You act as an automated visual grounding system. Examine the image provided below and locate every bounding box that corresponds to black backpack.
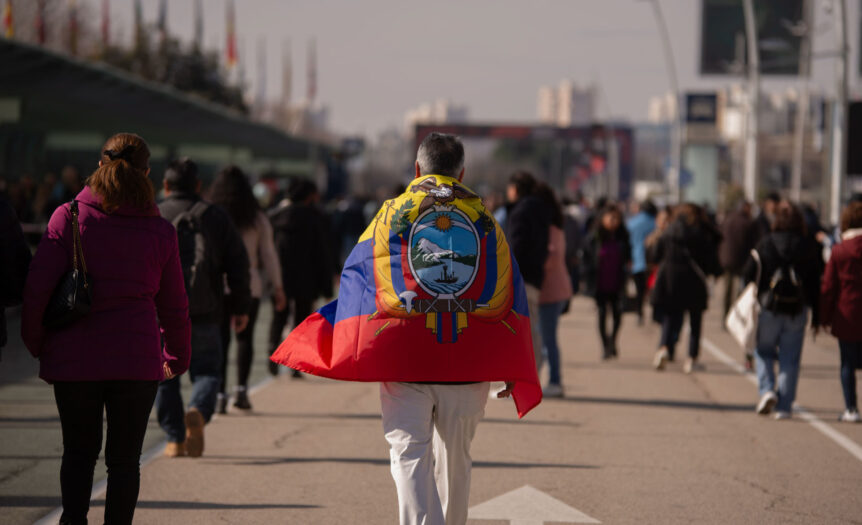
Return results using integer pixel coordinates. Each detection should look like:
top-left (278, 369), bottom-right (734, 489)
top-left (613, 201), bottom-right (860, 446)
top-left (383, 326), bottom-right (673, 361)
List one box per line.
top-left (762, 262), bottom-right (805, 316)
top-left (172, 201), bottom-right (217, 317)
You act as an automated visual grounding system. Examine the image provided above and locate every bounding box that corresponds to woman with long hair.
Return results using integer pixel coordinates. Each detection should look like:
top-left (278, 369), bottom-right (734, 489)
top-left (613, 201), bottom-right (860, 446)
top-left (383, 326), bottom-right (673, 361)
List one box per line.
top-left (22, 133), bottom-right (191, 524)
top-left (744, 201), bottom-right (822, 419)
top-left (535, 183), bottom-right (573, 397)
top-left (582, 204), bottom-right (631, 359)
top-left (210, 166), bottom-right (286, 411)
top-left (650, 203), bottom-right (722, 373)
top-left (821, 202), bottom-right (862, 422)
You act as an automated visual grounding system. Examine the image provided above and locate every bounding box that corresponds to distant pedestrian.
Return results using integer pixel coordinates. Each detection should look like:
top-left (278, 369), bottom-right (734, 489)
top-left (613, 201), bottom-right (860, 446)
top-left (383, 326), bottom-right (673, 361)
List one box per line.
top-left (536, 183), bottom-right (573, 398)
top-left (650, 203), bottom-right (722, 373)
top-left (626, 200), bottom-right (657, 325)
top-left (755, 192), bottom-right (780, 239)
top-left (21, 133), bottom-right (191, 524)
top-left (156, 158), bottom-right (251, 457)
top-left (210, 166), bottom-right (287, 412)
top-left (268, 178), bottom-right (335, 377)
top-left (744, 201), bottom-right (822, 419)
top-left (582, 204), bottom-right (631, 359)
top-left (719, 201), bottom-right (760, 369)
top-left (0, 197), bottom-right (31, 361)
top-left (270, 132), bottom-right (541, 525)
top-left (820, 202), bottom-right (862, 423)
top-left (505, 171), bottom-right (551, 371)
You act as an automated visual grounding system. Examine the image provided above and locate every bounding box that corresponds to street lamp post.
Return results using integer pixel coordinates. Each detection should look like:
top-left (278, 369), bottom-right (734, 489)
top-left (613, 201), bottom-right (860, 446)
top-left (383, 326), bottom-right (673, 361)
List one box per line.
top-left (742, 0), bottom-right (760, 205)
top-left (829, 0), bottom-right (848, 226)
top-left (643, 0), bottom-right (683, 203)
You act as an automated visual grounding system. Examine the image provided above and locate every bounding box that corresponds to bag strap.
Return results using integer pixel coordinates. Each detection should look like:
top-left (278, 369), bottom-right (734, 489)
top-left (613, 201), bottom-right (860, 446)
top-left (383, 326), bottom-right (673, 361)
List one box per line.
top-left (750, 249), bottom-right (761, 287)
top-left (70, 201), bottom-right (88, 287)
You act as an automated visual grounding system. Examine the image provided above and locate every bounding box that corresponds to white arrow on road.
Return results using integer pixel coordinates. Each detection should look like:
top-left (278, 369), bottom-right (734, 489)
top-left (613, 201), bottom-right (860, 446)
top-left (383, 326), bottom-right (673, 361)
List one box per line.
top-left (468, 485), bottom-right (600, 524)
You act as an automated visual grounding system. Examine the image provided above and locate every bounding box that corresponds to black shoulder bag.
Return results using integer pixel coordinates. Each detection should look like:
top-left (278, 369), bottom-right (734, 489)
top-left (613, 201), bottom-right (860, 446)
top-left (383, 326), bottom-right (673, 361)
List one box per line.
top-left (43, 201), bottom-right (92, 330)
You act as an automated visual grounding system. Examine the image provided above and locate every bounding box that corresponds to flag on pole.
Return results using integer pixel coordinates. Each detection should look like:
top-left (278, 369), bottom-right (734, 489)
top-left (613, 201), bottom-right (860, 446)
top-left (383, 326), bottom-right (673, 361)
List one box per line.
top-left (306, 37), bottom-right (316, 103)
top-left (35, 0), bottom-right (46, 44)
top-left (68, 0), bottom-right (78, 56)
top-left (101, 0), bottom-right (110, 47)
top-left (133, 0), bottom-right (143, 50)
top-left (282, 39), bottom-right (292, 106)
top-left (255, 37), bottom-right (267, 114)
top-left (226, 0), bottom-right (237, 68)
top-left (270, 175), bottom-right (542, 418)
top-left (2, 0), bottom-right (13, 39)
top-left (157, 0), bottom-right (167, 41)
top-left (193, 0), bottom-right (203, 50)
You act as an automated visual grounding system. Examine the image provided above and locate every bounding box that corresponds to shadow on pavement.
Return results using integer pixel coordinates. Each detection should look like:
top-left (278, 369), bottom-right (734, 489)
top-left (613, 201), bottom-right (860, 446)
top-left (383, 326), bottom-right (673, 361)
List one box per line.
top-left (90, 500), bottom-right (321, 510)
top-left (200, 456), bottom-right (597, 470)
top-left (562, 395), bottom-right (754, 412)
top-left (0, 495), bottom-right (61, 507)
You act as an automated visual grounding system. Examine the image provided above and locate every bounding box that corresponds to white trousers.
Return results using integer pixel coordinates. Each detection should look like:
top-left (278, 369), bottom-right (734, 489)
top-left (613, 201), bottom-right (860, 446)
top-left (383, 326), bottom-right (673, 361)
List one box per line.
top-left (380, 382), bottom-right (490, 525)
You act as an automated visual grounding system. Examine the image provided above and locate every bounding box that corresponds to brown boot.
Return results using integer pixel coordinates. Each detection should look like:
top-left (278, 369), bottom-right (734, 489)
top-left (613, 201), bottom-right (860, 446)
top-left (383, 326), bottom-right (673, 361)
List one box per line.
top-left (184, 408), bottom-right (205, 458)
top-left (164, 441), bottom-right (186, 458)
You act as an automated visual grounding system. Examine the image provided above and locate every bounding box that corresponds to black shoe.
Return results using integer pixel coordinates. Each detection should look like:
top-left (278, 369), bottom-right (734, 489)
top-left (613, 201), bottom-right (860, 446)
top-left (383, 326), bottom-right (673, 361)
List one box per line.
top-left (601, 337), bottom-right (613, 360)
top-left (233, 389), bottom-right (252, 410)
top-left (268, 360), bottom-right (279, 376)
top-left (216, 394), bottom-right (227, 415)
top-left (291, 368), bottom-right (304, 379)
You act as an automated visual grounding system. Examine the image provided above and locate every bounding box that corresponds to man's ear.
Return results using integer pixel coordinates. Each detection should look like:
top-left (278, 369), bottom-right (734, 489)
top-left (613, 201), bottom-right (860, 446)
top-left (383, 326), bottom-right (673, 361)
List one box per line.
top-left (415, 162), bottom-right (422, 179)
top-left (196, 180), bottom-right (203, 194)
top-left (162, 179), bottom-right (171, 195)
top-left (457, 167), bottom-right (465, 182)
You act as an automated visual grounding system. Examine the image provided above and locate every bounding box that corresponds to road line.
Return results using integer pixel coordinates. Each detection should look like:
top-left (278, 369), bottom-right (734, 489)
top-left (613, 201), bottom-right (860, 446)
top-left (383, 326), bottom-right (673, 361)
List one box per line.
top-left (34, 375), bottom-right (277, 524)
top-left (701, 337), bottom-right (862, 465)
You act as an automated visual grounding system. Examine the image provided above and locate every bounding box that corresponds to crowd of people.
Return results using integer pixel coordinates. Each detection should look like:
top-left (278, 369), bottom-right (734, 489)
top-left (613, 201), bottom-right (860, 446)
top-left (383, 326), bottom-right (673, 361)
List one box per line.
top-left (0, 129), bottom-right (861, 524)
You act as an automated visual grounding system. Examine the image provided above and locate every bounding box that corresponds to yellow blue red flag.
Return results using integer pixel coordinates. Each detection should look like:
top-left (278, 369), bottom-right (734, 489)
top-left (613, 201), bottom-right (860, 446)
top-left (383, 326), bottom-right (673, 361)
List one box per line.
top-left (272, 174), bottom-right (541, 417)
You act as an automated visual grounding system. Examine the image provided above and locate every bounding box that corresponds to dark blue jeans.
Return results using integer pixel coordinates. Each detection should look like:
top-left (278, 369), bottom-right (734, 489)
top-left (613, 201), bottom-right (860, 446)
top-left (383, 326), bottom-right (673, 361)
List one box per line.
top-left (540, 301), bottom-right (566, 385)
top-left (156, 323), bottom-right (223, 443)
top-left (839, 340), bottom-right (862, 411)
top-left (659, 308), bottom-right (703, 361)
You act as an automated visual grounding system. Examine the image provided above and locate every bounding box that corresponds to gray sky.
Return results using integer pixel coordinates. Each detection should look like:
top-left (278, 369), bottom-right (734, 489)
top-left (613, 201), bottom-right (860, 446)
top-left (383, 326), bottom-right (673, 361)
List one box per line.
top-left (107, 0), bottom-right (858, 137)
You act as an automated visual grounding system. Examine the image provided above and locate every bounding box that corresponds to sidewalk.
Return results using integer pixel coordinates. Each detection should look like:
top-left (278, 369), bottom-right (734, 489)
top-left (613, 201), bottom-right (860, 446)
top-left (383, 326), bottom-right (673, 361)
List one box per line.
top-left (73, 296), bottom-right (862, 524)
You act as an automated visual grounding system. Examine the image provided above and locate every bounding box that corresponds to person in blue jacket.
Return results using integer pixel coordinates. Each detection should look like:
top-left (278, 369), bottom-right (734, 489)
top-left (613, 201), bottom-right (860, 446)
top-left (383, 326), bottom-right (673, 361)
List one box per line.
top-left (626, 200), bottom-right (657, 325)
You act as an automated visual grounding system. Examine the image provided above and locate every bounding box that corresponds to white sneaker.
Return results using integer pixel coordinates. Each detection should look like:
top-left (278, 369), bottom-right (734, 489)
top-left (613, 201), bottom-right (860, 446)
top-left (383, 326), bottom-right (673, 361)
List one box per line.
top-left (773, 411), bottom-right (792, 420)
top-left (653, 349), bottom-right (669, 371)
top-left (542, 383), bottom-right (564, 398)
top-left (840, 409), bottom-right (861, 423)
top-left (756, 391), bottom-right (778, 415)
top-left (683, 359), bottom-right (705, 374)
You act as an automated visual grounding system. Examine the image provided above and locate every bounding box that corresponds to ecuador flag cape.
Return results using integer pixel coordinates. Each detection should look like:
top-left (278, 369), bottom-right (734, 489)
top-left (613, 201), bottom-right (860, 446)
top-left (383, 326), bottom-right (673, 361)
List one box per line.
top-left (271, 174), bottom-right (542, 417)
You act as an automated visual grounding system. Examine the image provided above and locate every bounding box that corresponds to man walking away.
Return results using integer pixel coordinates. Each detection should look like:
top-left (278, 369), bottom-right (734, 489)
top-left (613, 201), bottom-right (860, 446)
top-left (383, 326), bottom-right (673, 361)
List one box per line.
top-left (271, 133), bottom-right (541, 525)
top-left (156, 158), bottom-right (251, 457)
top-left (719, 201), bottom-right (759, 368)
top-left (0, 197), bottom-right (31, 361)
top-left (505, 171), bottom-right (551, 372)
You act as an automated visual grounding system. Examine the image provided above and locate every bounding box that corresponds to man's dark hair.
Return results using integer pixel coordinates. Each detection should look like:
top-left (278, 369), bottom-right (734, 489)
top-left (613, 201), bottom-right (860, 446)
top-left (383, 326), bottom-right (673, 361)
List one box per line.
top-left (641, 199), bottom-right (658, 217)
top-left (508, 171), bottom-right (537, 199)
top-left (764, 192), bottom-right (781, 204)
top-left (416, 133), bottom-right (465, 178)
top-left (164, 158), bottom-right (199, 193)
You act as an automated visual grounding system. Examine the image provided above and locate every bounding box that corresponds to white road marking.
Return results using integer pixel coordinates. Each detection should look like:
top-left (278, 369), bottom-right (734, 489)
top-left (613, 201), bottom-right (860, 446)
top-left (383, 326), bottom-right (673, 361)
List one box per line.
top-left (34, 376), bottom-right (276, 524)
top-left (468, 484), bottom-right (600, 524)
top-left (701, 337), bottom-right (862, 464)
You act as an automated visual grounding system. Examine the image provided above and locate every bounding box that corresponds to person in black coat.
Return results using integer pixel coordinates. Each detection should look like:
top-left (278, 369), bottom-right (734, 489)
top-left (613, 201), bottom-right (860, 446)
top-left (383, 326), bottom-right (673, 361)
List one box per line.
top-left (742, 201), bottom-right (822, 419)
top-left (268, 178), bottom-right (336, 377)
top-left (581, 204), bottom-right (631, 359)
top-left (0, 197), bottom-right (31, 360)
top-left (650, 203), bottom-right (722, 373)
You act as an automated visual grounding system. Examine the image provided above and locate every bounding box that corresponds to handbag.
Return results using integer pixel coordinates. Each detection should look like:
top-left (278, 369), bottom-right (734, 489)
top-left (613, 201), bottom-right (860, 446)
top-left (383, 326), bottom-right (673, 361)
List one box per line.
top-left (43, 200), bottom-right (92, 330)
top-left (725, 249), bottom-right (761, 350)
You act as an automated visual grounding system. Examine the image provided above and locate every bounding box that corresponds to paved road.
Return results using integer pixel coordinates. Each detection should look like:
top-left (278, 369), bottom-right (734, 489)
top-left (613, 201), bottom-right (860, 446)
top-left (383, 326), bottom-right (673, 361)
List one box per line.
top-left (3, 291), bottom-right (862, 524)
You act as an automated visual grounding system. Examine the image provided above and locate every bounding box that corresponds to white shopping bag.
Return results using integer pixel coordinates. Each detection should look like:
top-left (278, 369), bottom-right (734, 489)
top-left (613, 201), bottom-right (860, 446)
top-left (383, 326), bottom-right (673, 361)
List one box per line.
top-left (725, 250), bottom-right (761, 350)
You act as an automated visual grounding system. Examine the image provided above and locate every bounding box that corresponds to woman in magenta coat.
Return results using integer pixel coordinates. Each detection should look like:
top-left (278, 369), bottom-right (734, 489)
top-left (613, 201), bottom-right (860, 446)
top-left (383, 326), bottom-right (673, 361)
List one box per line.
top-left (22, 133), bottom-right (191, 525)
top-left (821, 201), bottom-right (862, 423)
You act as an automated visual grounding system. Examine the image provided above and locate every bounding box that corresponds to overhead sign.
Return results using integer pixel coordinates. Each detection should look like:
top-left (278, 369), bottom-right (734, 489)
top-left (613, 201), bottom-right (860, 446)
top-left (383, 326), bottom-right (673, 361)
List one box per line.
top-left (700, 0), bottom-right (805, 76)
top-left (685, 93), bottom-right (718, 124)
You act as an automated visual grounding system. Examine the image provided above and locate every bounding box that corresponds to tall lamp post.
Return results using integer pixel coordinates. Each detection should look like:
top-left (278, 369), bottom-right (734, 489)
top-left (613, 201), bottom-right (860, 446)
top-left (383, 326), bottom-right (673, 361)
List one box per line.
top-left (642, 0), bottom-right (684, 203)
top-left (742, 0), bottom-right (760, 204)
top-left (829, 0), bottom-right (848, 226)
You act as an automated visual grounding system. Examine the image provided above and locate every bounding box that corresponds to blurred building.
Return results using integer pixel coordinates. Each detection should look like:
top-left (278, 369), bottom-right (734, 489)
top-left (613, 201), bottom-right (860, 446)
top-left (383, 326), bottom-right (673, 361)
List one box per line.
top-left (403, 100), bottom-right (469, 133)
top-left (538, 80), bottom-right (596, 127)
